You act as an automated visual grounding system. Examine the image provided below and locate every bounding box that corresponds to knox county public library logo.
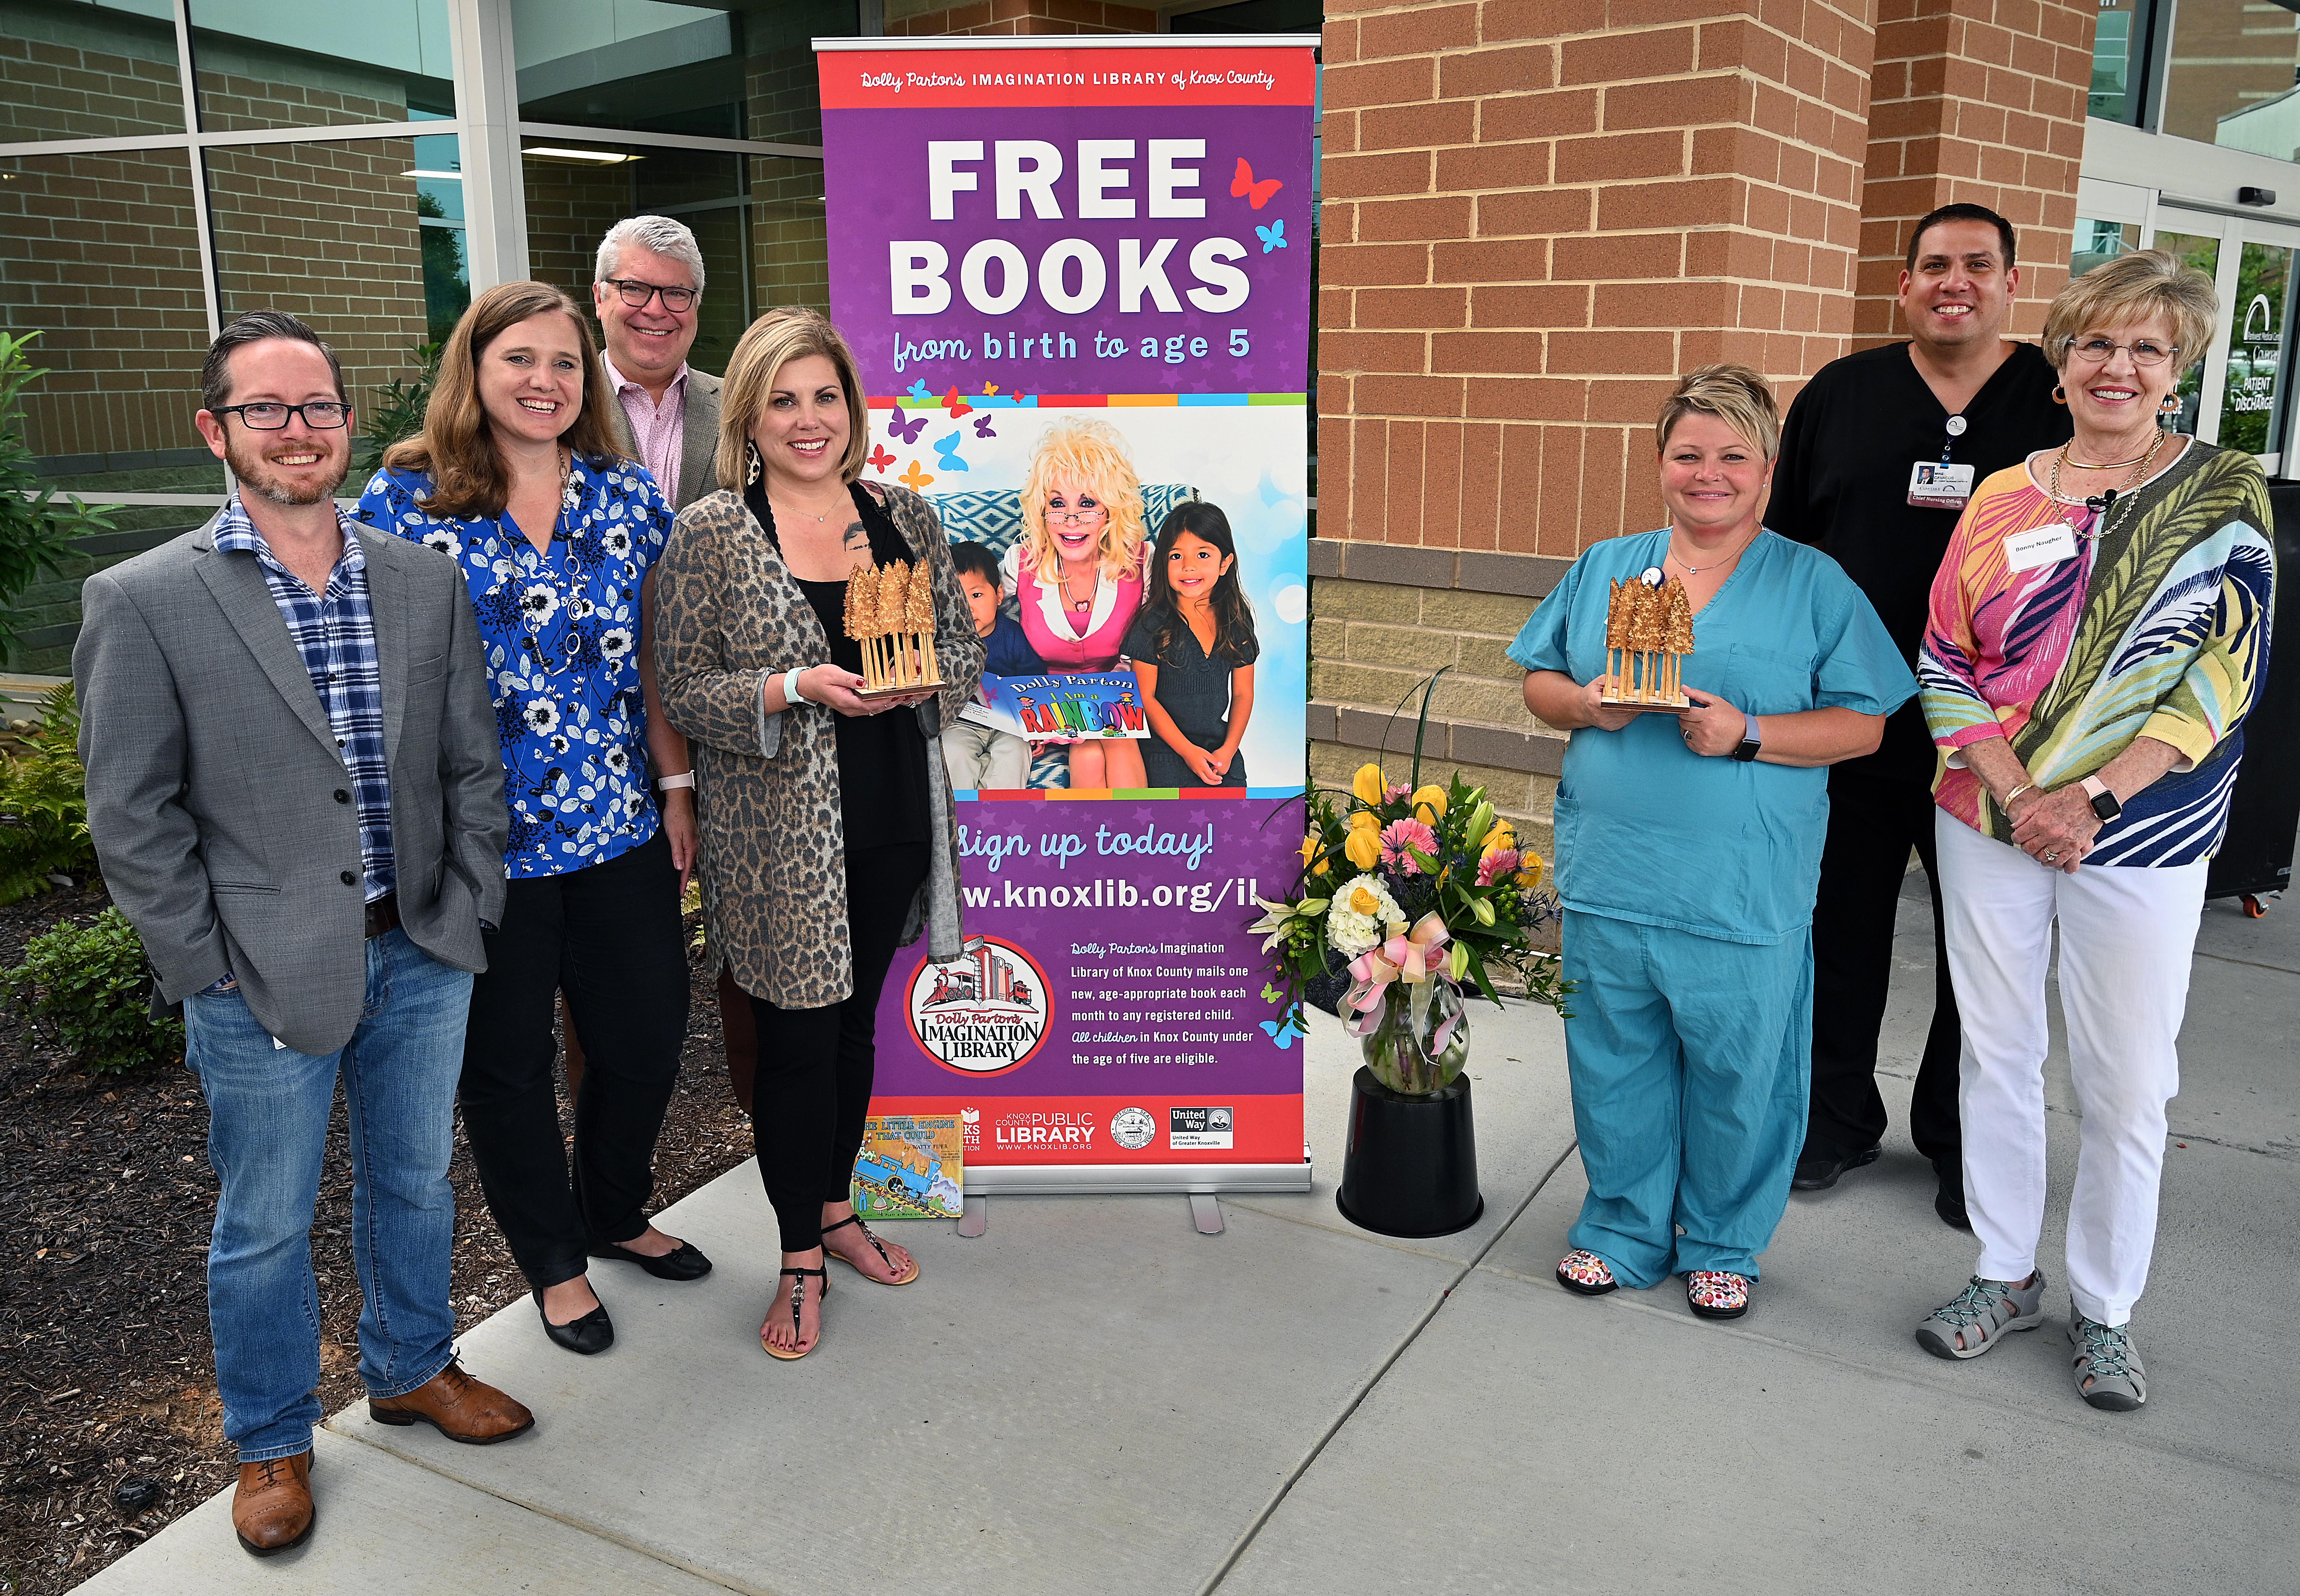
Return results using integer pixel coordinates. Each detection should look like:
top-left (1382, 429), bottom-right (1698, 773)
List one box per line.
top-left (906, 936), bottom-right (1053, 1076)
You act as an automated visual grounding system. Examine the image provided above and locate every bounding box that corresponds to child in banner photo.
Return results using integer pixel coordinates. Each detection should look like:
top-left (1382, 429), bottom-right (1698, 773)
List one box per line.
top-left (999, 417), bottom-right (1149, 790)
top-left (941, 540), bottom-right (1045, 792)
top-left (1122, 501), bottom-right (1260, 789)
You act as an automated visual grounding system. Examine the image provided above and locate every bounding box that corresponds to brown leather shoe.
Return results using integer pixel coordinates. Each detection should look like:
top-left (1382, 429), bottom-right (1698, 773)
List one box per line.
top-left (232, 1450), bottom-right (313, 1556)
top-left (367, 1361), bottom-right (534, 1445)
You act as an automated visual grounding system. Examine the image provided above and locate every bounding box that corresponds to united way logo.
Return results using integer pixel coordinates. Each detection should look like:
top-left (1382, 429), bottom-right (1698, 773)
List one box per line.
top-left (907, 937), bottom-right (1051, 1076)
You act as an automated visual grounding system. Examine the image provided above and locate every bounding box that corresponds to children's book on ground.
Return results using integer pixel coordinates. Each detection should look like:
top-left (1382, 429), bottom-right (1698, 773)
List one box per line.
top-left (958, 671), bottom-right (1151, 742)
top-left (851, 1114), bottom-right (964, 1220)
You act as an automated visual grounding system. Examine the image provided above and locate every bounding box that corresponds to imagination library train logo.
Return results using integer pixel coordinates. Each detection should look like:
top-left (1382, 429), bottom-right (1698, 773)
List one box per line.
top-left (906, 936), bottom-right (1053, 1076)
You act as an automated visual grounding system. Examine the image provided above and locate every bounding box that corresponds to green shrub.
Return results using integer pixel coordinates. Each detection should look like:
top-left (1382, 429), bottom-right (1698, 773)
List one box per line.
top-left (354, 341), bottom-right (443, 477)
top-left (4, 905), bottom-right (183, 1076)
top-left (0, 683), bottom-right (95, 905)
top-left (0, 331), bottom-right (119, 663)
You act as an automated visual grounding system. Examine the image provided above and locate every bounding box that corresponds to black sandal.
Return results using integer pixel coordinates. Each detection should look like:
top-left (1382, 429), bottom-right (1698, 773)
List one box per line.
top-left (761, 1267), bottom-right (826, 1361)
top-left (821, 1214), bottom-right (919, 1285)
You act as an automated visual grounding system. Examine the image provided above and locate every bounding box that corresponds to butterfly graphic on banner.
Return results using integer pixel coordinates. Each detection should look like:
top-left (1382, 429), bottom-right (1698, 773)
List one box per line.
top-left (886, 404), bottom-right (928, 444)
top-left (905, 378), bottom-right (934, 405)
top-left (900, 460), bottom-right (934, 491)
top-left (867, 444), bottom-right (896, 474)
top-left (1256, 220), bottom-right (1286, 254)
top-left (1231, 156), bottom-right (1282, 209)
top-left (1259, 1015), bottom-right (1304, 1050)
top-left (931, 432), bottom-right (968, 473)
top-left (943, 387), bottom-right (972, 418)
top-left (972, 414), bottom-right (996, 439)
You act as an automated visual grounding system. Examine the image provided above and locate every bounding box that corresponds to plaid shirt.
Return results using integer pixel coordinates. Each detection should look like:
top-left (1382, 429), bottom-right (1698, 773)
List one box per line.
top-left (211, 497), bottom-right (396, 901)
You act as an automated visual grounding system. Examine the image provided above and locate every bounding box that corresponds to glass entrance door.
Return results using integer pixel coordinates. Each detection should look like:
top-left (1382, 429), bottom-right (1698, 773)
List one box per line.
top-left (2145, 207), bottom-right (2300, 470)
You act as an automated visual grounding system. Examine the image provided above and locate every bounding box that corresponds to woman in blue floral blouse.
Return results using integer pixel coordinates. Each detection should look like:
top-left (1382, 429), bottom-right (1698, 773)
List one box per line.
top-left (355, 281), bottom-right (707, 1358)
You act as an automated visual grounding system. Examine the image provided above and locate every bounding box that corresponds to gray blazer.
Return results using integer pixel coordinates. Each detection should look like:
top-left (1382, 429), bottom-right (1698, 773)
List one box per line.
top-left (74, 512), bottom-right (507, 1055)
top-left (608, 366), bottom-right (723, 510)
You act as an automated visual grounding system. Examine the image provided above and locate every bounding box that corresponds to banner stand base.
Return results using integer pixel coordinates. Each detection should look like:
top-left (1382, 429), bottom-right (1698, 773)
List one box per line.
top-left (962, 1158), bottom-right (1312, 1199)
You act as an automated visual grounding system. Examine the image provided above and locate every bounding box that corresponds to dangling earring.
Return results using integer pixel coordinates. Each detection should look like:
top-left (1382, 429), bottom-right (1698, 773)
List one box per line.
top-left (2051, 384), bottom-right (2067, 405)
top-left (745, 440), bottom-right (763, 486)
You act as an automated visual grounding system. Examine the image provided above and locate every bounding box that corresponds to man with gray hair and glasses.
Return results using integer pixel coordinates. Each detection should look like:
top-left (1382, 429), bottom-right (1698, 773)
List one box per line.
top-left (594, 213), bottom-right (723, 511)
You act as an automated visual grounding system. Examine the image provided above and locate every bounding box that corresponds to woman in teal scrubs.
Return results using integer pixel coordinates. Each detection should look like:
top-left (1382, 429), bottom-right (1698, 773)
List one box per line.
top-left (1508, 365), bottom-right (1915, 1320)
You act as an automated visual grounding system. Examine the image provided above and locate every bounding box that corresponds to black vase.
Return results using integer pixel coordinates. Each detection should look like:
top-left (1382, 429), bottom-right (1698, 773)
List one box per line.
top-left (1335, 1066), bottom-right (1483, 1238)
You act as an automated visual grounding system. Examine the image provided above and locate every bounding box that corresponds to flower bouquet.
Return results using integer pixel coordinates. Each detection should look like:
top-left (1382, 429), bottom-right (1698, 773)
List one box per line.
top-left (1251, 760), bottom-right (1570, 1098)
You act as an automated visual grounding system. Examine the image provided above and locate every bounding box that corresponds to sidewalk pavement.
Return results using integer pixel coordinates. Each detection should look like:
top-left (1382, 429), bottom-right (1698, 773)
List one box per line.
top-left (81, 882), bottom-right (2299, 1596)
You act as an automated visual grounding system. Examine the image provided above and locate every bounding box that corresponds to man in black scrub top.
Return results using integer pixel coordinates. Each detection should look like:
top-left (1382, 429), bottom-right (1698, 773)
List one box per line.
top-left (1770, 202), bottom-right (2073, 1229)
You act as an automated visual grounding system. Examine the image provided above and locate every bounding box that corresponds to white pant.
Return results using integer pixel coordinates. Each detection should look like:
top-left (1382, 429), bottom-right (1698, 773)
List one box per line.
top-left (1934, 812), bottom-right (2206, 1327)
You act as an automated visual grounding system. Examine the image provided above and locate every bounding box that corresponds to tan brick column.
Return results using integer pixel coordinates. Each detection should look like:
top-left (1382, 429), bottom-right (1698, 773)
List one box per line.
top-left (1855, 0), bottom-right (2094, 343)
top-left (884, 0), bottom-right (1156, 35)
top-left (1314, 0), bottom-right (1878, 851)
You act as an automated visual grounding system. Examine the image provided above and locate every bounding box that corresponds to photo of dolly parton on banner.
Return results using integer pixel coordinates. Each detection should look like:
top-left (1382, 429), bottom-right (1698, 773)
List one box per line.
top-left (815, 35), bottom-right (1316, 1187)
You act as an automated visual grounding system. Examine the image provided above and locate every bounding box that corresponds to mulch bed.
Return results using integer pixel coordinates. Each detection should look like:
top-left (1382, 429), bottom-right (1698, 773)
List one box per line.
top-left (0, 881), bottom-right (752, 1595)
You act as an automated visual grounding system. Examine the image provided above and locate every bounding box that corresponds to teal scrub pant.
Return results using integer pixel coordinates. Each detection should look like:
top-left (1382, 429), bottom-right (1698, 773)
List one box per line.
top-left (1561, 909), bottom-right (1811, 1287)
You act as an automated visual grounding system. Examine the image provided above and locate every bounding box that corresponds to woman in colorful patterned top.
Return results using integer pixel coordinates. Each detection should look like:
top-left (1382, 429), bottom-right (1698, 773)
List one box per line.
top-left (1912, 251), bottom-right (2275, 1412)
top-left (355, 281), bottom-right (709, 1360)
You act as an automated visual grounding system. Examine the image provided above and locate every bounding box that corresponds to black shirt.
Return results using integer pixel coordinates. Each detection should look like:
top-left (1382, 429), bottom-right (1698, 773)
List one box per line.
top-left (1771, 340), bottom-right (2072, 779)
top-left (1121, 607), bottom-right (1261, 789)
top-left (747, 477), bottom-right (932, 847)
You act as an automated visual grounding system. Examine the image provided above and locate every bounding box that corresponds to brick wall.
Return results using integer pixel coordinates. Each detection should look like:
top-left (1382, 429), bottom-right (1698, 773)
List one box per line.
top-left (884, 0), bottom-right (1158, 36)
top-left (1855, 0), bottom-right (2093, 343)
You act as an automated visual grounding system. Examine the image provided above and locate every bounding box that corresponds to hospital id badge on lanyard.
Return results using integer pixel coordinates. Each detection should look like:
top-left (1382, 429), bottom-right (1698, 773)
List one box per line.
top-left (1908, 413), bottom-right (1974, 508)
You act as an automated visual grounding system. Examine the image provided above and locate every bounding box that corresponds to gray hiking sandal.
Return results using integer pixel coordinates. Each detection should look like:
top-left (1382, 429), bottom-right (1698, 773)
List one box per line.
top-left (2071, 1315), bottom-right (2147, 1411)
top-left (1915, 1271), bottom-right (2046, 1360)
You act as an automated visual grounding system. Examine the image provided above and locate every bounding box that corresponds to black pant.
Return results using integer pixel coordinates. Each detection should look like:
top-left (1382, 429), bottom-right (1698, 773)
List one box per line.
top-left (1806, 757), bottom-right (1962, 1169)
top-left (748, 843), bottom-right (930, 1254)
top-left (458, 830), bottom-right (692, 1290)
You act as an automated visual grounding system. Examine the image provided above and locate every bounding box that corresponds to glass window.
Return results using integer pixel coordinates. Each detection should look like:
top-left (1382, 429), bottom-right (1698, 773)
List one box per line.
top-left (187, 0), bottom-right (454, 132)
top-left (2159, 0), bottom-right (2300, 148)
top-left (2090, 0), bottom-right (2147, 124)
top-left (0, 146), bottom-right (219, 670)
top-left (204, 135), bottom-right (450, 442)
top-left (2072, 218), bottom-right (2142, 277)
top-left (2155, 230), bottom-right (2223, 437)
top-left (2220, 241), bottom-right (2295, 457)
top-left (2, 0), bottom-right (186, 140)
top-left (513, 0), bottom-right (852, 144)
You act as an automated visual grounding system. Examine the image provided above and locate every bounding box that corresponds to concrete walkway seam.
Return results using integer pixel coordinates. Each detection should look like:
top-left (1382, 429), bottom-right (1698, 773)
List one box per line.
top-left (1192, 1139), bottom-right (1582, 1596)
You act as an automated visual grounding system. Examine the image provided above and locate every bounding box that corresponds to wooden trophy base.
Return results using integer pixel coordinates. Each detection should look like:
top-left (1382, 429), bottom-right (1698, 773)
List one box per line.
top-left (856, 678), bottom-right (942, 701)
top-left (1599, 693), bottom-right (1690, 716)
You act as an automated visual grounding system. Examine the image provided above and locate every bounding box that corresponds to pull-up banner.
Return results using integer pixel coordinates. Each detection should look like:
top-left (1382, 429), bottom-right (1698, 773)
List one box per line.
top-left (815, 35), bottom-right (1316, 1191)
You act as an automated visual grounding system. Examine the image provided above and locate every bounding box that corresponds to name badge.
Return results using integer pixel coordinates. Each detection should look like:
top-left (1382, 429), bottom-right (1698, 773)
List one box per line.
top-left (2004, 522), bottom-right (2079, 573)
top-left (1907, 461), bottom-right (1976, 508)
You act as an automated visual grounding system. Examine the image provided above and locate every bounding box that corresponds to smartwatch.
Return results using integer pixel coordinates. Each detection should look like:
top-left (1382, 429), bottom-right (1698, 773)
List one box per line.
top-left (2081, 775), bottom-right (2122, 822)
top-left (1730, 714), bottom-right (1762, 763)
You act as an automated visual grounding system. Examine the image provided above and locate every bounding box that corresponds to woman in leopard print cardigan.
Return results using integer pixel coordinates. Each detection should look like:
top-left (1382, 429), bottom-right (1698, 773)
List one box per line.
top-left (651, 308), bottom-right (982, 1358)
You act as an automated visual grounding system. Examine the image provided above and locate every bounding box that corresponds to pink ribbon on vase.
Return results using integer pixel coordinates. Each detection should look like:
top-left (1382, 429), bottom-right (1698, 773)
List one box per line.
top-left (1341, 912), bottom-right (1465, 1055)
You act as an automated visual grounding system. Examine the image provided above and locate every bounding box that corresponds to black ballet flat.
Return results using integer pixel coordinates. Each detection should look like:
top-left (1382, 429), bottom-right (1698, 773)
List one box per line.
top-left (532, 1288), bottom-right (614, 1355)
top-left (588, 1237), bottom-right (714, 1282)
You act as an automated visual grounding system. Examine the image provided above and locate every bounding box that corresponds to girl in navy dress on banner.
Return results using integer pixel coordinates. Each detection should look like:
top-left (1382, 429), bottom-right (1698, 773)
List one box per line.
top-left (1121, 502), bottom-right (1260, 789)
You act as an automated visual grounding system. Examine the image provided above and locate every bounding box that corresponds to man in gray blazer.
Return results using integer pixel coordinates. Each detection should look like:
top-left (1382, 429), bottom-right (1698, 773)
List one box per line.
top-left (75, 311), bottom-right (533, 1559)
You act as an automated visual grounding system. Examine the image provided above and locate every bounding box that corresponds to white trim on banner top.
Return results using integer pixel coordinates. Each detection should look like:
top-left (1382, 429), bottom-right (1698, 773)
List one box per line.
top-left (812, 35), bottom-right (1319, 51)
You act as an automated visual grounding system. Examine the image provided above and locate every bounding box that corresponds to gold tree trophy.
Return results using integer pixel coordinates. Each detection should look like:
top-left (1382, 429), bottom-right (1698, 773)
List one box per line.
top-left (847, 556), bottom-right (946, 699)
top-left (1601, 573), bottom-right (1695, 713)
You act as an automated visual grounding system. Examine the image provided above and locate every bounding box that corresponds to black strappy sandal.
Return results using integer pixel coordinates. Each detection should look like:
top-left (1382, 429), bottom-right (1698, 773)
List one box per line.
top-left (821, 1213), bottom-right (920, 1286)
top-left (761, 1267), bottom-right (826, 1361)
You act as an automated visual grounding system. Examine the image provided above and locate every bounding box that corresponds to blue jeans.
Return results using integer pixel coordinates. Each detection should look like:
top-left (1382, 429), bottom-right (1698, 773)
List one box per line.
top-left (185, 927), bottom-right (473, 1461)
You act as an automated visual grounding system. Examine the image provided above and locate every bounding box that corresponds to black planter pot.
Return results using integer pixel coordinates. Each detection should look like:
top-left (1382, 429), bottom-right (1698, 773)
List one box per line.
top-left (1335, 1066), bottom-right (1483, 1238)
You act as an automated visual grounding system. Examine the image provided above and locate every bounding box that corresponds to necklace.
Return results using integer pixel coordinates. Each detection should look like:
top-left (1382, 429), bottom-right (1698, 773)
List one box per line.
top-left (1669, 528), bottom-right (1756, 576)
top-left (1061, 567), bottom-right (1096, 612)
top-left (2048, 429), bottom-right (2168, 542)
top-left (2064, 450), bottom-right (2153, 469)
top-left (510, 448), bottom-right (585, 677)
top-left (770, 488), bottom-right (848, 525)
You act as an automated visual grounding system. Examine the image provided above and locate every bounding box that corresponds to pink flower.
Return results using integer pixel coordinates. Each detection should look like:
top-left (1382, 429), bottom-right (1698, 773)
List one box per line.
top-left (1379, 818), bottom-right (1438, 873)
top-left (1384, 783), bottom-right (1412, 804)
top-left (1476, 847), bottom-right (1521, 886)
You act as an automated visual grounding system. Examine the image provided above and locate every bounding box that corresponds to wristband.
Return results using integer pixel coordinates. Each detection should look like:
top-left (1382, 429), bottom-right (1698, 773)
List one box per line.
top-left (656, 772), bottom-right (694, 792)
top-left (783, 666), bottom-right (809, 706)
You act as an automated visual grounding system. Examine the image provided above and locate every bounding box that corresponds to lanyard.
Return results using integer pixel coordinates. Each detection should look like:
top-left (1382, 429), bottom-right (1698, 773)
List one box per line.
top-left (1940, 412), bottom-right (1967, 466)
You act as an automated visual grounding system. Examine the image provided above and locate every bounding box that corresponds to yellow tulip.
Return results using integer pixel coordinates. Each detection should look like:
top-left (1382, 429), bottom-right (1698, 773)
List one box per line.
top-left (1300, 834), bottom-right (1330, 876)
top-left (1410, 784), bottom-right (1448, 821)
top-left (1349, 809), bottom-right (1379, 832)
top-left (1516, 852), bottom-right (1547, 892)
top-left (1479, 820), bottom-right (1516, 859)
top-left (1344, 827), bottom-right (1382, 871)
top-left (1351, 763), bottom-right (1387, 806)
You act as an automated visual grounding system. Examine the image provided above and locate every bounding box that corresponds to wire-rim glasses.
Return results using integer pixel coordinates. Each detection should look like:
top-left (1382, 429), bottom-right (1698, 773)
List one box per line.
top-left (603, 277), bottom-right (698, 313)
top-left (1045, 504), bottom-right (1108, 527)
top-left (2061, 336), bottom-right (2178, 368)
top-left (213, 401), bottom-right (351, 429)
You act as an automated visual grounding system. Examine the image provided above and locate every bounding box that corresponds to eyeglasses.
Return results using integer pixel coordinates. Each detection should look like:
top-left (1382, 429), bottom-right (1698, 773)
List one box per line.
top-left (212, 401), bottom-right (350, 430)
top-left (2063, 336), bottom-right (2178, 367)
top-left (1046, 504), bottom-right (1107, 526)
top-left (603, 277), bottom-right (698, 313)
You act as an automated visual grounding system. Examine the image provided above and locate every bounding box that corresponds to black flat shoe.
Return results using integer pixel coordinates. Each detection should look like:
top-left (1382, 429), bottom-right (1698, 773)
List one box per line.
top-left (1790, 1143), bottom-right (1881, 1191)
top-left (532, 1288), bottom-right (614, 1355)
top-left (1933, 1160), bottom-right (1972, 1231)
top-left (589, 1237), bottom-right (714, 1282)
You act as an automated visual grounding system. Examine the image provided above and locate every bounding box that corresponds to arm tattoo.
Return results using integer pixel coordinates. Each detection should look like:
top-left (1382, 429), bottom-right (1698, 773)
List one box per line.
top-left (842, 520), bottom-right (869, 552)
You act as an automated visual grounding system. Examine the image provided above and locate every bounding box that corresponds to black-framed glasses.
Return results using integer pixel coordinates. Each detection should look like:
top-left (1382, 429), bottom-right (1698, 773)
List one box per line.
top-left (603, 277), bottom-right (698, 313)
top-left (212, 401), bottom-right (351, 429)
top-left (2063, 336), bottom-right (2178, 367)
